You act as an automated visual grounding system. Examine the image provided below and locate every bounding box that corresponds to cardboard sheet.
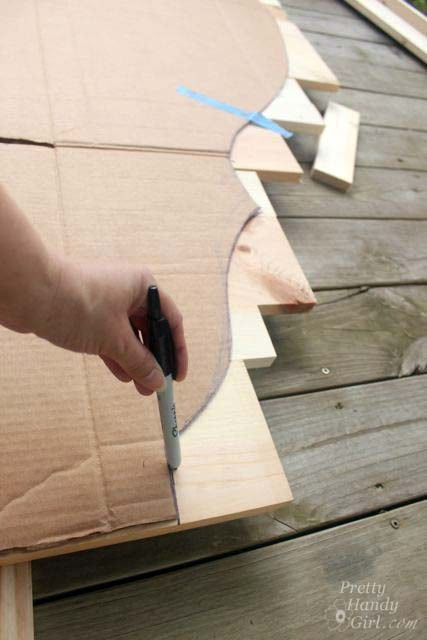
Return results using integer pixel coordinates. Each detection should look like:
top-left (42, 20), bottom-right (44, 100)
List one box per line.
top-left (0, 0), bottom-right (287, 553)
top-left (1, 0), bottom-right (286, 151)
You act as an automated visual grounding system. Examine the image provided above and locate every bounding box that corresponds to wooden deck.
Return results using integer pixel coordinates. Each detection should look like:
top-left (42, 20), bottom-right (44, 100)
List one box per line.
top-left (32, 1), bottom-right (426, 637)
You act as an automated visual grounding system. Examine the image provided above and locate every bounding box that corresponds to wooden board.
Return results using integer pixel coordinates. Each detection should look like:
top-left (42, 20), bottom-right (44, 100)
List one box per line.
top-left (32, 375), bottom-right (427, 598)
top-left (263, 78), bottom-right (325, 135)
top-left (0, 563), bottom-right (34, 640)
top-left (311, 102), bottom-right (360, 191)
top-left (284, 6), bottom-right (390, 42)
top-left (265, 165), bottom-right (427, 220)
top-left (279, 218), bottom-right (427, 288)
top-left (344, 0), bottom-right (427, 63)
top-left (231, 125), bottom-right (303, 182)
top-left (33, 503), bottom-right (426, 638)
top-left (277, 20), bottom-right (340, 91)
top-left (0, 151), bottom-right (317, 567)
top-left (380, 0), bottom-right (427, 35)
top-left (307, 87), bottom-right (427, 131)
top-left (288, 124), bottom-right (427, 170)
top-left (250, 285), bottom-right (427, 398)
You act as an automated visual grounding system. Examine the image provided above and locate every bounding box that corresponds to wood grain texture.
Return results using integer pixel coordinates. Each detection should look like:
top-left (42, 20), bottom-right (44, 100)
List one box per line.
top-left (263, 78), bottom-right (325, 135)
top-left (308, 87), bottom-right (427, 131)
top-left (32, 376), bottom-right (427, 599)
top-left (264, 165), bottom-right (427, 219)
top-left (285, 6), bottom-right (390, 42)
top-left (277, 20), bottom-right (340, 91)
top-left (34, 503), bottom-right (426, 639)
top-left (311, 102), bottom-right (360, 191)
top-left (288, 125), bottom-right (427, 170)
top-left (305, 29), bottom-right (425, 73)
top-left (232, 125), bottom-right (303, 182)
top-left (343, 0), bottom-right (427, 63)
top-left (250, 285), bottom-right (427, 398)
top-left (263, 376), bottom-right (427, 529)
top-left (0, 563), bottom-right (34, 640)
top-left (380, 0), bottom-right (427, 35)
top-left (280, 218), bottom-right (427, 288)
top-left (284, 0), bottom-right (357, 19)
top-left (300, 32), bottom-right (427, 99)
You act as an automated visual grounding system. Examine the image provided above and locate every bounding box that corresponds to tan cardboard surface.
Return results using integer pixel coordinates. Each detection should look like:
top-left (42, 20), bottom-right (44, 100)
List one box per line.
top-left (1, 0), bottom-right (285, 151)
top-left (0, 0), bottom-right (287, 553)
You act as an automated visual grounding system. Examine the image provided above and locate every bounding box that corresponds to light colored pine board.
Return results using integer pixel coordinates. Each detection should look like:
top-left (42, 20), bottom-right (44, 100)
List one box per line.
top-left (250, 285), bottom-right (427, 398)
top-left (229, 211), bottom-right (316, 313)
top-left (380, 0), bottom-right (427, 35)
top-left (34, 503), bottom-right (426, 639)
top-left (288, 124), bottom-right (427, 170)
top-left (285, 6), bottom-right (390, 42)
top-left (277, 20), bottom-right (340, 91)
top-left (265, 165), bottom-right (427, 220)
top-left (0, 562), bottom-right (34, 640)
top-left (231, 124), bottom-right (303, 182)
top-left (344, 0), bottom-right (427, 62)
top-left (33, 376), bottom-right (427, 599)
top-left (259, 0), bottom-right (282, 7)
top-left (230, 306), bottom-right (276, 368)
top-left (232, 170), bottom-right (315, 312)
top-left (263, 78), bottom-right (325, 136)
top-left (280, 218), bottom-right (427, 288)
top-left (175, 361), bottom-right (292, 527)
top-left (307, 87), bottom-right (427, 131)
top-left (311, 102), bottom-right (360, 191)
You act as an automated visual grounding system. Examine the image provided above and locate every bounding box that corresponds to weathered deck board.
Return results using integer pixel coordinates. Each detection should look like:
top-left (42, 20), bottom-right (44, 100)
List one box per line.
top-left (33, 376), bottom-right (427, 599)
top-left (265, 166), bottom-right (427, 219)
top-left (281, 218), bottom-right (427, 287)
top-left (34, 503), bottom-right (426, 639)
top-left (288, 126), bottom-right (427, 170)
top-left (305, 31), bottom-right (426, 74)
top-left (284, 0), bottom-right (364, 18)
top-left (308, 88), bottom-right (427, 131)
top-left (250, 286), bottom-right (427, 398)
top-left (285, 7), bottom-right (389, 43)
top-left (301, 33), bottom-right (427, 98)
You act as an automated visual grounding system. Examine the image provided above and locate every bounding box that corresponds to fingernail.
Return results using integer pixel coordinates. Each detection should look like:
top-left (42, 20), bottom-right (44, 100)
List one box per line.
top-left (143, 368), bottom-right (165, 391)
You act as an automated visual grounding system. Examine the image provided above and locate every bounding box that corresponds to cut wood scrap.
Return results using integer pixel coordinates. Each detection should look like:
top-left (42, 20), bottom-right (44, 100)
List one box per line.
top-left (0, 562), bottom-right (34, 640)
top-left (311, 102), bottom-right (360, 191)
top-left (263, 78), bottom-right (325, 136)
top-left (277, 20), bottom-right (340, 92)
top-left (344, 0), bottom-right (427, 63)
top-left (380, 0), bottom-right (427, 35)
top-left (232, 125), bottom-right (303, 182)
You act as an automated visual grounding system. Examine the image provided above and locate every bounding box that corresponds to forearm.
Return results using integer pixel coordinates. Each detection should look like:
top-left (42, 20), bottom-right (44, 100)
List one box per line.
top-left (0, 184), bottom-right (58, 334)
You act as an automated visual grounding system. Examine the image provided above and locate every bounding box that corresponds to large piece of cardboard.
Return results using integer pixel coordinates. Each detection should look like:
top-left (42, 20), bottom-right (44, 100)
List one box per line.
top-left (1, 0), bottom-right (285, 151)
top-left (0, 0), bottom-right (292, 556)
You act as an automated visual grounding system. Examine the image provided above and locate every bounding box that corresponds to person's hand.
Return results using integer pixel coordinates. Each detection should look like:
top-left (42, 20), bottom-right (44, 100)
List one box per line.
top-left (33, 256), bottom-right (188, 396)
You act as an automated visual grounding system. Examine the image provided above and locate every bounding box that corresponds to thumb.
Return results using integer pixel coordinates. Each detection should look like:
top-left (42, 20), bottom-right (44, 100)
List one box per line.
top-left (107, 322), bottom-right (165, 393)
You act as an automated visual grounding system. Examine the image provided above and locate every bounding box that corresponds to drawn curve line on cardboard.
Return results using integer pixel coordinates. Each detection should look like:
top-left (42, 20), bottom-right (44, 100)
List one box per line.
top-left (0, 0), bottom-right (288, 552)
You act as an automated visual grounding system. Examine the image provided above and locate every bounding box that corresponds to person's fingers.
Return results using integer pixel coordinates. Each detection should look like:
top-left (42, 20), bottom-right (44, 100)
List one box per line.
top-left (100, 355), bottom-right (132, 382)
top-left (158, 290), bottom-right (188, 381)
top-left (108, 323), bottom-right (165, 391)
top-left (134, 381), bottom-right (154, 396)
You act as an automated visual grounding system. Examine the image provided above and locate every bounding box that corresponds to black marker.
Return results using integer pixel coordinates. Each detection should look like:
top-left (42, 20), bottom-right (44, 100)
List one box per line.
top-left (147, 285), bottom-right (181, 470)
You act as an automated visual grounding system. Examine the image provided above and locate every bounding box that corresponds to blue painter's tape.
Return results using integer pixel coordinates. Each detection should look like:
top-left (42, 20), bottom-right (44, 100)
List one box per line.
top-left (176, 86), bottom-right (293, 139)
